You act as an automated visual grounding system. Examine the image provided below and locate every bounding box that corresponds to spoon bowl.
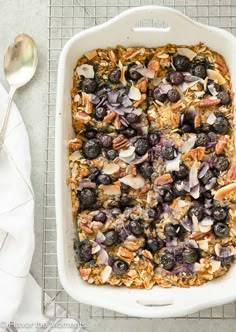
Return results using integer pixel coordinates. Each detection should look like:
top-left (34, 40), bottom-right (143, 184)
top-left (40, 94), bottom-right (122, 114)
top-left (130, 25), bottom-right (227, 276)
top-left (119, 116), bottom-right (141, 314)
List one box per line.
top-left (4, 34), bottom-right (38, 88)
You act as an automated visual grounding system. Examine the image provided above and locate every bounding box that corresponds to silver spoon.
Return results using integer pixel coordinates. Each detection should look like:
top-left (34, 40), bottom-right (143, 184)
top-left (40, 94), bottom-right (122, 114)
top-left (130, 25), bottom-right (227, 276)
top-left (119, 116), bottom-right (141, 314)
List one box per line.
top-left (0, 34), bottom-right (38, 146)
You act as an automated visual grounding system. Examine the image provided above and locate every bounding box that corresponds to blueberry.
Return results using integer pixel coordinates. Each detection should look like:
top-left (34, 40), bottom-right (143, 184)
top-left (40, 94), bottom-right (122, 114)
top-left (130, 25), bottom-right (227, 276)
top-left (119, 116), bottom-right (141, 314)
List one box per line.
top-left (106, 149), bottom-right (118, 160)
top-left (163, 190), bottom-right (175, 203)
top-left (103, 230), bottom-right (118, 247)
top-left (169, 71), bottom-right (184, 85)
top-left (172, 180), bottom-right (186, 196)
top-left (83, 140), bottom-right (101, 159)
top-left (214, 156), bottom-right (229, 172)
top-left (97, 174), bottom-right (112, 185)
top-left (119, 196), bottom-right (133, 209)
top-left (78, 240), bottom-right (93, 262)
top-left (167, 89), bottom-right (180, 102)
top-left (84, 130), bottom-right (97, 139)
top-left (153, 87), bottom-right (167, 103)
top-left (94, 107), bottom-right (107, 121)
top-left (213, 222), bottom-right (229, 238)
top-left (161, 253), bottom-right (175, 270)
top-left (212, 116), bottom-right (229, 135)
top-left (217, 255), bottom-right (234, 267)
top-left (111, 208), bottom-right (121, 217)
top-left (126, 113), bottom-right (140, 124)
top-left (120, 183), bottom-right (130, 193)
top-left (147, 208), bottom-right (160, 220)
top-left (161, 145), bottom-right (176, 160)
top-left (109, 69), bottom-right (121, 83)
top-left (112, 259), bottom-right (129, 275)
top-left (88, 167), bottom-right (100, 181)
top-left (183, 248), bottom-right (200, 264)
top-left (78, 188), bottom-right (96, 210)
top-left (148, 132), bottom-right (160, 146)
top-left (94, 211), bottom-right (107, 223)
top-left (192, 64), bottom-right (207, 79)
top-left (81, 78), bottom-right (97, 93)
top-left (129, 220), bottom-right (144, 236)
top-left (125, 62), bottom-right (142, 81)
top-left (212, 206), bottom-right (228, 222)
top-left (188, 206), bottom-right (203, 221)
top-left (135, 138), bottom-right (149, 156)
top-left (195, 133), bottom-right (209, 147)
top-left (122, 128), bottom-right (137, 138)
top-left (172, 163), bottom-right (188, 180)
top-left (181, 124), bottom-right (193, 133)
top-left (201, 169), bottom-right (214, 185)
top-left (218, 90), bottom-right (230, 105)
top-left (164, 223), bottom-right (178, 238)
top-left (139, 161), bottom-right (153, 179)
top-left (173, 54), bottom-right (190, 71)
top-left (99, 134), bottom-right (113, 148)
top-left (146, 237), bottom-right (164, 253)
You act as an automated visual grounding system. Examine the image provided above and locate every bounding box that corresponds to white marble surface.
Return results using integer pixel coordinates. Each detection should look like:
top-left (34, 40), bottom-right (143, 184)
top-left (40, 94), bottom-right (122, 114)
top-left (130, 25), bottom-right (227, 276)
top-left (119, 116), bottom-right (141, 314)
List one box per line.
top-left (0, 1), bottom-right (236, 331)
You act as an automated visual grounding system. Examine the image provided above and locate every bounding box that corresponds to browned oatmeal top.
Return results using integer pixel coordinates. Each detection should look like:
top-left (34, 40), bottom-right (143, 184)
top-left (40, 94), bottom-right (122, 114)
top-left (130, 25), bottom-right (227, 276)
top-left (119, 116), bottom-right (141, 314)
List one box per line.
top-left (68, 43), bottom-right (236, 289)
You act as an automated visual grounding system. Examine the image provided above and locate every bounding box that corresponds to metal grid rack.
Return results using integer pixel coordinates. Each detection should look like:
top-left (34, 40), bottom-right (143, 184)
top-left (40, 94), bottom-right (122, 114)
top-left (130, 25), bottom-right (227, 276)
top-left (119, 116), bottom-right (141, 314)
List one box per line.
top-left (43, 0), bottom-right (236, 320)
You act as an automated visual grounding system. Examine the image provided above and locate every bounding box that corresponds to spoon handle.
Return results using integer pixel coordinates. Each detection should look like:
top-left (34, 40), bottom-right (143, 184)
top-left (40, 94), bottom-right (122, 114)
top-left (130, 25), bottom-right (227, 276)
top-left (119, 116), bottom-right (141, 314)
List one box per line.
top-left (0, 86), bottom-right (17, 146)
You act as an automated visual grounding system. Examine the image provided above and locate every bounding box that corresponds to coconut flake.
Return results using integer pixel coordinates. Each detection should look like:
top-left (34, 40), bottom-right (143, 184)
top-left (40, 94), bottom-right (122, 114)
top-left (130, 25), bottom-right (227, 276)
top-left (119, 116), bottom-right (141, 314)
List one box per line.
top-left (185, 239), bottom-right (198, 248)
top-left (136, 67), bottom-right (155, 79)
top-left (180, 135), bottom-right (197, 153)
top-left (194, 91), bottom-right (205, 98)
top-left (210, 259), bottom-right (221, 273)
top-left (130, 152), bottom-right (149, 165)
top-left (215, 244), bottom-right (236, 257)
top-left (207, 112), bottom-right (217, 125)
top-left (165, 155), bottom-right (181, 172)
top-left (193, 262), bottom-right (204, 272)
top-left (207, 69), bottom-right (226, 85)
top-left (177, 47), bottom-right (197, 60)
top-left (96, 231), bottom-right (106, 244)
top-left (99, 184), bottom-right (121, 195)
top-left (120, 174), bottom-right (145, 189)
top-left (101, 265), bottom-right (112, 283)
top-left (199, 223), bottom-right (211, 233)
top-left (128, 86), bottom-right (141, 101)
top-left (119, 146), bottom-right (135, 158)
top-left (159, 83), bottom-right (172, 94)
top-left (189, 162), bottom-right (199, 188)
top-left (192, 215), bottom-right (200, 232)
top-left (74, 94), bottom-right (81, 103)
top-left (76, 64), bottom-right (94, 79)
top-left (102, 163), bottom-right (120, 175)
top-left (69, 150), bottom-right (81, 161)
top-left (198, 162), bottom-right (209, 179)
top-left (198, 239), bottom-right (208, 251)
top-left (201, 217), bottom-right (214, 226)
top-left (90, 240), bottom-right (101, 254)
top-left (97, 248), bottom-right (109, 265)
top-left (190, 184), bottom-right (200, 199)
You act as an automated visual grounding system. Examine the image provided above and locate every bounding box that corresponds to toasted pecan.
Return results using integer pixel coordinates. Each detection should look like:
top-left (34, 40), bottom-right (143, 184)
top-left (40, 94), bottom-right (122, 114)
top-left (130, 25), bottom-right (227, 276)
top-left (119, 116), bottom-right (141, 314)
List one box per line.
top-left (113, 134), bottom-right (129, 150)
top-left (154, 174), bottom-right (173, 186)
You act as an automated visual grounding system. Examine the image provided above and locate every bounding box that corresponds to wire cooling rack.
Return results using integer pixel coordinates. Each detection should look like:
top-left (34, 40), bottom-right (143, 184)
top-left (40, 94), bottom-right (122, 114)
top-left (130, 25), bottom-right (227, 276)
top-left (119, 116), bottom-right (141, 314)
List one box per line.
top-left (43, 0), bottom-right (236, 320)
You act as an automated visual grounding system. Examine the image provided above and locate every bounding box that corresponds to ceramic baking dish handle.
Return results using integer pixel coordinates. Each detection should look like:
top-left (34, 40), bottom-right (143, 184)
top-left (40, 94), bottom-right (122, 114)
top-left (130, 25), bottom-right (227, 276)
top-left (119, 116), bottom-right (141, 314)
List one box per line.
top-left (107, 5), bottom-right (201, 34)
top-left (116, 295), bottom-right (191, 317)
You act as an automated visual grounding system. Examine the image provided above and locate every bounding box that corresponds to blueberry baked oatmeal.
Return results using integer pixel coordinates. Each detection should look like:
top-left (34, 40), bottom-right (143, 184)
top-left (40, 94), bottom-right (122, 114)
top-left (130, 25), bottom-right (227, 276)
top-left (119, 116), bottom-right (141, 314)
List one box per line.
top-left (68, 43), bottom-right (236, 288)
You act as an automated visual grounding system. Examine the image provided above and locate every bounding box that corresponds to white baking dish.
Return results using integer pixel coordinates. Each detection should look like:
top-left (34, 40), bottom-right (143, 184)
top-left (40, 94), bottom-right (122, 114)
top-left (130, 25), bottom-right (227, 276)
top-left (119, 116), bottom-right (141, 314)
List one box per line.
top-left (55, 6), bottom-right (236, 318)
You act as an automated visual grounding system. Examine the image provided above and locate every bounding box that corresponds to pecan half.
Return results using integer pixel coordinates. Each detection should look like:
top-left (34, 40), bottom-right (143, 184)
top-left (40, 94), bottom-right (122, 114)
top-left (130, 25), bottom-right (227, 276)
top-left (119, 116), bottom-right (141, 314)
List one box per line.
top-left (227, 164), bottom-right (236, 181)
top-left (194, 113), bottom-right (201, 128)
top-left (74, 111), bottom-right (91, 123)
top-left (183, 147), bottom-right (205, 161)
top-left (136, 77), bottom-right (148, 93)
top-left (103, 111), bottom-right (116, 123)
top-left (215, 59), bottom-right (228, 76)
top-left (197, 97), bottom-right (221, 107)
top-left (68, 138), bottom-right (82, 151)
top-left (148, 58), bottom-right (160, 75)
top-left (154, 174), bottom-right (173, 186)
top-left (113, 134), bottom-right (129, 150)
top-left (215, 135), bottom-right (228, 154)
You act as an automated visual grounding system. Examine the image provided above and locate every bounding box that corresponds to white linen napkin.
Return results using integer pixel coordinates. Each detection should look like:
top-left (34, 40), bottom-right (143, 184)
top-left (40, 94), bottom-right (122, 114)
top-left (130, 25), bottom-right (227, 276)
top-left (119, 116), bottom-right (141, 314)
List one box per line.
top-left (0, 84), bottom-right (87, 332)
top-left (0, 83), bottom-right (35, 325)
